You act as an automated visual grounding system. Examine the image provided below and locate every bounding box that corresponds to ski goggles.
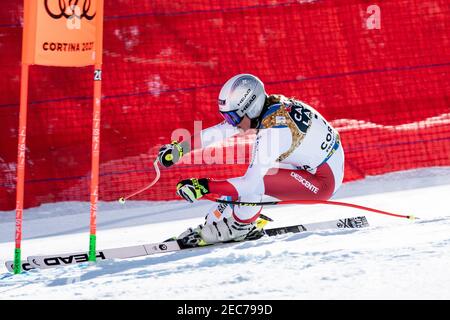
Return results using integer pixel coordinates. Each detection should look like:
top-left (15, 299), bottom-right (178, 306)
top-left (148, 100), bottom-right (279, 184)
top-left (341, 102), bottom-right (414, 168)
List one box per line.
top-left (220, 110), bottom-right (243, 126)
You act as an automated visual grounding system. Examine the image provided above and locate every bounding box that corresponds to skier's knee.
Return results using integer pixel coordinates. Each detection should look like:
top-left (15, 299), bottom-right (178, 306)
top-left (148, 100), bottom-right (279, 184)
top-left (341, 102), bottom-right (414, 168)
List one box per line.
top-left (232, 205), bottom-right (262, 223)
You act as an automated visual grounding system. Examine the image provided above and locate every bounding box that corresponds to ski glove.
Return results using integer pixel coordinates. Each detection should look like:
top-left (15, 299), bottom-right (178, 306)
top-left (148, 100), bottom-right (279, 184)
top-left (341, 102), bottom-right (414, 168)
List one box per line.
top-left (158, 141), bottom-right (184, 167)
top-left (176, 178), bottom-right (210, 202)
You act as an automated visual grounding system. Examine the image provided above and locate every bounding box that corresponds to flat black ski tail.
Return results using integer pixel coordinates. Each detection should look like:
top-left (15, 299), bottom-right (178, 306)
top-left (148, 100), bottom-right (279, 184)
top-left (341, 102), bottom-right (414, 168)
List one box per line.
top-left (265, 225), bottom-right (307, 236)
top-left (259, 213), bottom-right (274, 222)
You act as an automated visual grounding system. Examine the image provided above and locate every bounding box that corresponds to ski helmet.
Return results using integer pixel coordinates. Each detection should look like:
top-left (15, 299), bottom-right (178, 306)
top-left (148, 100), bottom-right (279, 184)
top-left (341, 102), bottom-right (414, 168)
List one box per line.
top-left (218, 74), bottom-right (266, 126)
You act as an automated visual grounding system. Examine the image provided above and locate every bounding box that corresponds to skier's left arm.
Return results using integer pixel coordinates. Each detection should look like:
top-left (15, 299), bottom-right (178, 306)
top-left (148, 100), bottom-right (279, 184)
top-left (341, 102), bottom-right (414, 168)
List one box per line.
top-left (176, 127), bottom-right (287, 206)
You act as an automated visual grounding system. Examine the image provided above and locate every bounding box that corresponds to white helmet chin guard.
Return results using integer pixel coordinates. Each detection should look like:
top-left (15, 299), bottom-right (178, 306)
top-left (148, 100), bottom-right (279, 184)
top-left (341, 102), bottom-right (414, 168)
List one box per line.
top-left (218, 74), bottom-right (266, 125)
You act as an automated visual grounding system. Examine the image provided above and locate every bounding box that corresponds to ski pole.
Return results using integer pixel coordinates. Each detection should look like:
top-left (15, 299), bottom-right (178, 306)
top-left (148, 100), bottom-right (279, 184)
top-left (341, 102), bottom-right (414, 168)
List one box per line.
top-left (118, 159), bottom-right (160, 204)
top-left (204, 196), bottom-right (417, 220)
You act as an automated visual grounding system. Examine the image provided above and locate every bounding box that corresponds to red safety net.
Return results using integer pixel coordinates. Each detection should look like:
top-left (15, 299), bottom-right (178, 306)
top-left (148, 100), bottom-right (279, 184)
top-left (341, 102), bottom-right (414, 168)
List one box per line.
top-left (0, 0), bottom-right (449, 210)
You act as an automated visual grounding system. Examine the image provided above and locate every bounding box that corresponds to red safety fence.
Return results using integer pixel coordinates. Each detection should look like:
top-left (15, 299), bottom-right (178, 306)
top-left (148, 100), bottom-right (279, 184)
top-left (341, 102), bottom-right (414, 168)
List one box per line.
top-left (0, 0), bottom-right (449, 210)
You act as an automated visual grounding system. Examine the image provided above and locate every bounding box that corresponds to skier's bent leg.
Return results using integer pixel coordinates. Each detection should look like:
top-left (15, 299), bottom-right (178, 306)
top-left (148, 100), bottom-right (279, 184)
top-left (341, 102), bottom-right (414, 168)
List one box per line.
top-left (204, 196), bottom-right (233, 224)
top-left (178, 194), bottom-right (264, 246)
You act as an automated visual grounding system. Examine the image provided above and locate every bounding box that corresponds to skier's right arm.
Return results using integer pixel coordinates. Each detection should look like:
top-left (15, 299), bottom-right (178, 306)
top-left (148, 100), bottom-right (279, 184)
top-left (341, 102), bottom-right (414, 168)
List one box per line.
top-left (158, 121), bottom-right (240, 168)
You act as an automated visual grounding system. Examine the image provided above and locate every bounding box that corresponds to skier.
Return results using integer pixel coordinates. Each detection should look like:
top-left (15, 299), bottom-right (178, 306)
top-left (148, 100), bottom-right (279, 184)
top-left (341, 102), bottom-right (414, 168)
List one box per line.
top-left (157, 74), bottom-right (344, 247)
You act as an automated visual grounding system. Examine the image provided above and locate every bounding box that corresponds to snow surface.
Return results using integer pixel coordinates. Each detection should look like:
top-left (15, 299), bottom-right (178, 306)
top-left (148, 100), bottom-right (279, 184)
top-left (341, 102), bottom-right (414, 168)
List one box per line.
top-left (1, 167), bottom-right (450, 300)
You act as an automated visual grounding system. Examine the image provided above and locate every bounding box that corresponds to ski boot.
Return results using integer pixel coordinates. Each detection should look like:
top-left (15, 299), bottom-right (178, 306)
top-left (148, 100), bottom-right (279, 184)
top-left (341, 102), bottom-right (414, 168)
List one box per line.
top-left (177, 214), bottom-right (271, 248)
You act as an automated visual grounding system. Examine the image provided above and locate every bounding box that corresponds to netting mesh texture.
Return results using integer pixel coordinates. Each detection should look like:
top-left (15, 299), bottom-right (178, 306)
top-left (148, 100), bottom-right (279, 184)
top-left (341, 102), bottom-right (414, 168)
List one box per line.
top-left (0, 0), bottom-right (449, 209)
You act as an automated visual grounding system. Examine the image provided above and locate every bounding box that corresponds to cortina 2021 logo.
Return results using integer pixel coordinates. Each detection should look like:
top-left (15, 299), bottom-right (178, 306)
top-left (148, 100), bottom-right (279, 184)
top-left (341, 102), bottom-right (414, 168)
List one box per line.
top-left (44, 0), bottom-right (96, 29)
top-left (44, 0), bottom-right (96, 20)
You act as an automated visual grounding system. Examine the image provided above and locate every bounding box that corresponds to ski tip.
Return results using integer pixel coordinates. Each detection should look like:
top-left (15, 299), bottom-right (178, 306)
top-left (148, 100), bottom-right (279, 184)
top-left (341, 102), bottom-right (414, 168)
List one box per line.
top-left (4, 261), bottom-right (13, 273)
top-left (408, 215), bottom-right (418, 221)
top-left (118, 197), bottom-right (126, 204)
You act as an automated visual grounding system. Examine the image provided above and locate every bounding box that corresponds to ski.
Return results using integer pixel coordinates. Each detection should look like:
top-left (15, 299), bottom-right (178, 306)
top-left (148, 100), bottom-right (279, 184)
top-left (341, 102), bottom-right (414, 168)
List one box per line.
top-left (264, 215), bottom-right (368, 236)
top-left (6, 216), bottom-right (368, 271)
top-left (25, 241), bottom-right (181, 270)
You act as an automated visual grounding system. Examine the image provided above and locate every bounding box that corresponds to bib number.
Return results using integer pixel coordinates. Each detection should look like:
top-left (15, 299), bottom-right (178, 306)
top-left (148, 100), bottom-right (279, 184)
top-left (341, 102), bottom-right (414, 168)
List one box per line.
top-left (288, 101), bottom-right (312, 134)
